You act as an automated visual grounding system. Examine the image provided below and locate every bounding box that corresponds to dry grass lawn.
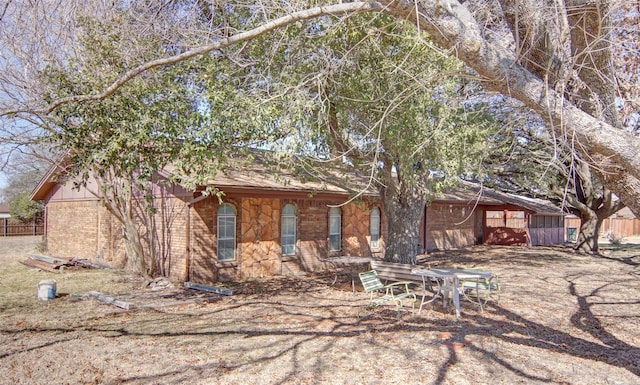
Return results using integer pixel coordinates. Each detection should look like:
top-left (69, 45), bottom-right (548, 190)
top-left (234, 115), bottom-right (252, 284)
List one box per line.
top-left (1, 236), bottom-right (639, 385)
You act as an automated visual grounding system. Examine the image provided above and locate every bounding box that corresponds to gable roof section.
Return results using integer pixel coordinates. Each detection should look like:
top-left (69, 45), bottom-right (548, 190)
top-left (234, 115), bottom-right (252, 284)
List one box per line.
top-left (30, 159), bottom-right (68, 201)
top-left (433, 181), bottom-right (565, 215)
top-left (197, 153), bottom-right (375, 196)
top-left (30, 150), bottom-right (563, 215)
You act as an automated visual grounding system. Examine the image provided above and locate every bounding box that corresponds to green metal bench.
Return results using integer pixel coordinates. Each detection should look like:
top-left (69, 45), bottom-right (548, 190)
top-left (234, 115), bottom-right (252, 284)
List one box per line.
top-left (358, 270), bottom-right (417, 318)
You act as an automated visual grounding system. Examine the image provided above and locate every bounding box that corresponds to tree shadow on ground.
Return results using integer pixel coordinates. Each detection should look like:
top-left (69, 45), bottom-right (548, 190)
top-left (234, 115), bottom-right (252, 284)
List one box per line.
top-left (3, 244), bottom-right (639, 384)
top-left (2, 272), bottom-right (638, 385)
top-left (421, 245), bottom-right (581, 268)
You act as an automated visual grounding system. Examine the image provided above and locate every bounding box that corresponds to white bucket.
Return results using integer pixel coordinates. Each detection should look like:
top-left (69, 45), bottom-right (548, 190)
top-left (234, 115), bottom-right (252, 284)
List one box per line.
top-left (37, 279), bottom-right (57, 301)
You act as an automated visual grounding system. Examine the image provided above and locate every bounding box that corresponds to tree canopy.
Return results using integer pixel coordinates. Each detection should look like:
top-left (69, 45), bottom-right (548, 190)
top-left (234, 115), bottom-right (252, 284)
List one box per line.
top-left (1, 0), bottom-right (639, 218)
top-left (232, 13), bottom-right (502, 261)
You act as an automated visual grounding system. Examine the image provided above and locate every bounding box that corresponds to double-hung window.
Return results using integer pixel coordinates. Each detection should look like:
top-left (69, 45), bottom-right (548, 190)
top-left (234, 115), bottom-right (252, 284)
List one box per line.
top-left (217, 203), bottom-right (236, 261)
top-left (370, 207), bottom-right (380, 249)
top-left (329, 207), bottom-right (341, 251)
top-left (281, 204), bottom-right (296, 255)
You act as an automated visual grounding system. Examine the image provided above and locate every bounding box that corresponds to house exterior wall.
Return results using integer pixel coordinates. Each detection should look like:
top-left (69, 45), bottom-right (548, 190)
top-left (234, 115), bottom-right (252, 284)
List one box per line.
top-left (45, 200), bottom-right (125, 266)
top-left (188, 195), bottom-right (384, 284)
top-left (484, 227), bottom-right (528, 246)
top-left (343, 201), bottom-right (385, 258)
top-left (529, 214), bottom-right (565, 245)
top-left (43, 184), bottom-right (190, 282)
top-left (423, 202), bottom-right (476, 251)
top-left (145, 195), bottom-right (189, 280)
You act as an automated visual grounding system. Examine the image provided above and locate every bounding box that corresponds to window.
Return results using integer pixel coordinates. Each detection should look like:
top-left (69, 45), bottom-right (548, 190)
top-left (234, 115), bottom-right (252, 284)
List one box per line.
top-left (217, 203), bottom-right (236, 261)
top-left (370, 207), bottom-right (380, 249)
top-left (281, 204), bottom-right (296, 255)
top-left (329, 207), bottom-right (341, 251)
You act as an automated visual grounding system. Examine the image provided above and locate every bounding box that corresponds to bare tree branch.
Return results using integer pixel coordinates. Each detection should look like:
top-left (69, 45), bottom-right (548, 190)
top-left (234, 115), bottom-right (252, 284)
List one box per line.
top-left (1, 2), bottom-right (383, 116)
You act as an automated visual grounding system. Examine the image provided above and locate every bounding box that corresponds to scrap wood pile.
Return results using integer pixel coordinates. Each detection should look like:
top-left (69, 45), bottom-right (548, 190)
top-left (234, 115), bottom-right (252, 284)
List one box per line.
top-left (21, 253), bottom-right (101, 273)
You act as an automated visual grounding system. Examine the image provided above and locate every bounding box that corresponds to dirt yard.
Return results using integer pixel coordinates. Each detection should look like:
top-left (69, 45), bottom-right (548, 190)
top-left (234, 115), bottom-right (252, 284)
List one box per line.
top-left (1, 236), bottom-right (638, 385)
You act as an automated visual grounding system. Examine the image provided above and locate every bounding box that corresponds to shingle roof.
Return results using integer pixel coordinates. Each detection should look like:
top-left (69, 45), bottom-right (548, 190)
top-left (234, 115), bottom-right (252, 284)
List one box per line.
top-left (30, 150), bottom-right (564, 215)
top-left (439, 181), bottom-right (565, 215)
top-left (175, 150), bottom-right (378, 197)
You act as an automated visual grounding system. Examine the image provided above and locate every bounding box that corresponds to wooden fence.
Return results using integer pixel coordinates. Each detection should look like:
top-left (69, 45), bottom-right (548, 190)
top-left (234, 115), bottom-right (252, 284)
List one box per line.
top-left (565, 216), bottom-right (640, 240)
top-left (0, 218), bottom-right (44, 236)
top-left (601, 217), bottom-right (640, 238)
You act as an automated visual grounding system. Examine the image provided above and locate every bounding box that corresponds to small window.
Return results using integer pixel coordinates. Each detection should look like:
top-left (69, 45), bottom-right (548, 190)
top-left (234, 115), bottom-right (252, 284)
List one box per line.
top-left (329, 207), bottom-right (341, 251)
top-left (370, 207), bottom-right (381, 249)
top-left (281, 204), bottom-right (297, 255)
top-left (217, 203), bottom-right (236, 261)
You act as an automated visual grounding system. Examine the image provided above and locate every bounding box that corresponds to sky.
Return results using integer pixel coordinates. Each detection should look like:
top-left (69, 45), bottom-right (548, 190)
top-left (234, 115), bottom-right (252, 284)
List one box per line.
top-left (0, 174), bottom-right (6, 202)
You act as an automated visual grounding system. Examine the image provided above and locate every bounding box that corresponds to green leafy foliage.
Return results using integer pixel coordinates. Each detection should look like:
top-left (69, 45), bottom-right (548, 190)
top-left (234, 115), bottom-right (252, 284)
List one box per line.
top-left (232, 13), bottom-right (500, 195)
top-left (9, 191), bottom-right (43, 222)
top-left (212, 12), bottom-right (503, 261)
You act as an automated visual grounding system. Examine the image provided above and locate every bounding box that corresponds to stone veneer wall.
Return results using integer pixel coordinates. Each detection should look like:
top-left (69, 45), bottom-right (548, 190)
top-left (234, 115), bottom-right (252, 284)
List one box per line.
top-left (240, 197), bottom-right (282, 278)
top-left (424, 202), bottom-right (476, 250)
top-left (342, 200), bottom-right (385, 258)
top-left (188, 195), bottom-right (385, 284)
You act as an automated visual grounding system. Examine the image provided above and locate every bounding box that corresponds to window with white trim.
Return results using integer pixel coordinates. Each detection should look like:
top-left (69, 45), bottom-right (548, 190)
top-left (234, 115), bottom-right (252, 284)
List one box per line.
top-left (281, 204), bottom-right (296, 255)
top-left (370, 207), bottom-right (380, 249)
top-left (329, 207), bottom-right (341, 251)
top-left (217, 203), bottom-right (236, 261)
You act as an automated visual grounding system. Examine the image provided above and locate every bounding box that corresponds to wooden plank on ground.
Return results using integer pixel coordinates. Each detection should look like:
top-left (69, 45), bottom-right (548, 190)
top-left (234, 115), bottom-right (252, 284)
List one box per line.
top-left (27, 253), bottom-right (71, 265)
top-left (71, 258), bottom-right (104, 269)
top-left (88, 291), bottom-right (136, 310)
top-left (184, 281), bottom-right (233, 296)
top-left (20, 258), bottom-right (60, 273)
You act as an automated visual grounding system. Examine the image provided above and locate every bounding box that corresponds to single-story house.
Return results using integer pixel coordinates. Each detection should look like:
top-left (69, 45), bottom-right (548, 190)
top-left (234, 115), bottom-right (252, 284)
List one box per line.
top-left (0, 203), bottom-right (10, 219)
top-left (30, 159), bottom-right (565, 284)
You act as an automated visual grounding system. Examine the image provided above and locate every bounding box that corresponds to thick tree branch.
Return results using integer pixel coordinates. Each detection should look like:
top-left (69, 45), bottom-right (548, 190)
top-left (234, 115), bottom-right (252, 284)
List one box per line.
top-left (4, 0), bottom-right (640, 217)
top-left (0, 2), bottom-right (383, 116)
top-left (378, 0), bottom-right (640, 216)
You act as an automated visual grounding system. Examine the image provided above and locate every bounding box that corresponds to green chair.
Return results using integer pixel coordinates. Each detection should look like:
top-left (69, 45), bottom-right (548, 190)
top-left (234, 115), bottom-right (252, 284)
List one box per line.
top-left (460, 275), bottom-right (500, 311)
top-left (358, 270), bottom-right (417, 318)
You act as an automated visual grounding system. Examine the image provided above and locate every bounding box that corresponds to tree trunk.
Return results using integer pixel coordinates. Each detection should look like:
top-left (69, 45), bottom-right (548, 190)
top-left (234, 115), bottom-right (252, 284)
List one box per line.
top-left (89, 170), bottom-right (152, 279)
top-left (384, 205), bottom-right (423, 264)
top-left (380, 184), bottom-right (425, 264)
top-left (122, 216), bottom-right (150, 279)
top-left (574, 212), bottom-right (602, 254)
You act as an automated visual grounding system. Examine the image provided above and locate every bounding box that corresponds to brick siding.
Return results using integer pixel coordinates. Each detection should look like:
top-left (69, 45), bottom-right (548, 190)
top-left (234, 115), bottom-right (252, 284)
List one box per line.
top-left (46, 200), bottom-right (125, 266)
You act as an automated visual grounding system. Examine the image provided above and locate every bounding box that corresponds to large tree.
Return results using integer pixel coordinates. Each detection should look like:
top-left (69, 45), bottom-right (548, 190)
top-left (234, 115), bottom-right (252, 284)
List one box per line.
top-left (1, 0), bottom-right (640, 224)
top-left (242, 14), bottom-right (498, 263)
top-left (21, 3), bottom-right (290, 277)
top-left (480, 108), bottom-right (625, 253)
